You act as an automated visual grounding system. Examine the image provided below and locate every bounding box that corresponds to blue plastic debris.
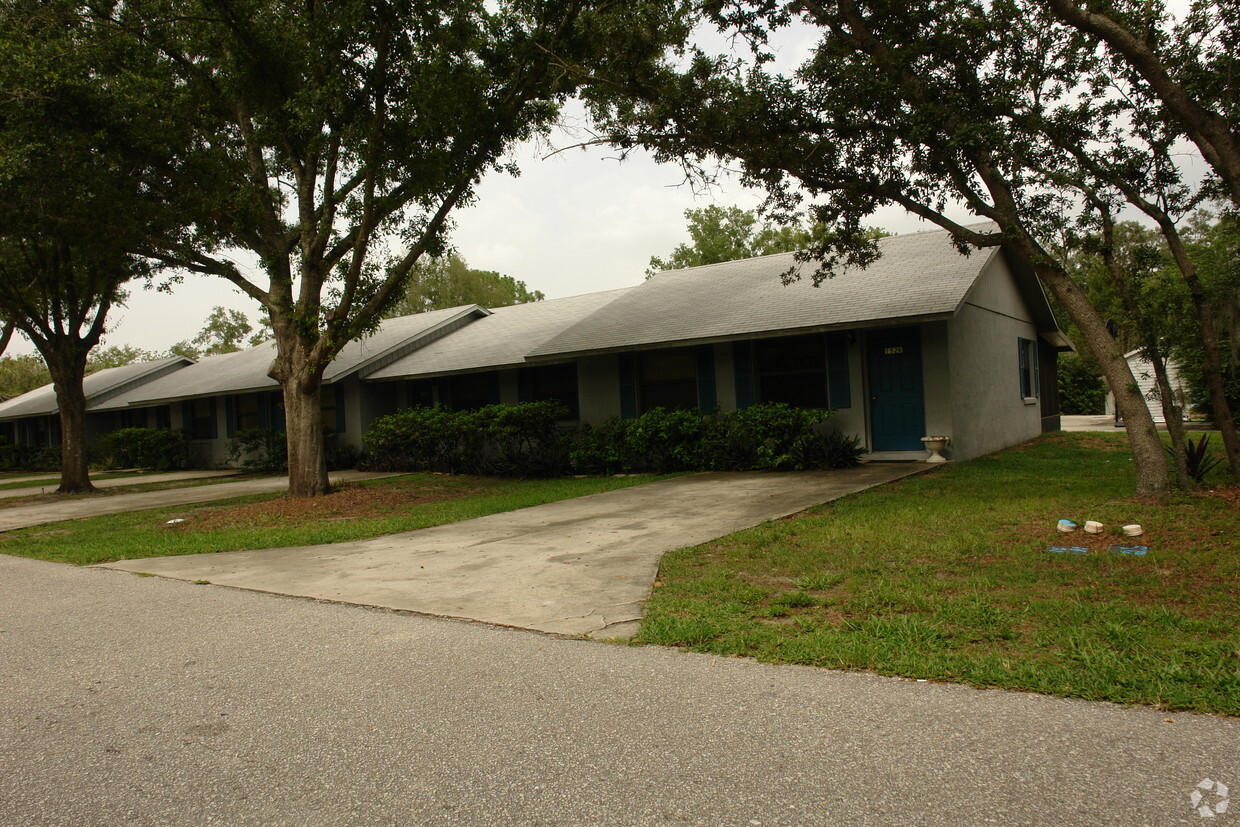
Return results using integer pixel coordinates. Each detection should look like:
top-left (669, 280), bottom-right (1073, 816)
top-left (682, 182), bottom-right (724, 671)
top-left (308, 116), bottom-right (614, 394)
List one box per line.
top-left (1047, 546), bottom-right (1090, 555)
top-left (1108, 545), bottom-right (1150, 556)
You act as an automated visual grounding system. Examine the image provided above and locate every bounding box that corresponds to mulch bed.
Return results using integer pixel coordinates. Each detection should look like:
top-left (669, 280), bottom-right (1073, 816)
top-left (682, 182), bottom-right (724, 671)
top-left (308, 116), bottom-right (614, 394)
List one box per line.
top-left (164, 480), bottom-right (485, 532)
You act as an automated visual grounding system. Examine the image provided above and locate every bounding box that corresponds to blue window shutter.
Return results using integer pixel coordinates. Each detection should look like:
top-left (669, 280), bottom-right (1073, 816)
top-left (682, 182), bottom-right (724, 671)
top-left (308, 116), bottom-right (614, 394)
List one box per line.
top-left (488, 372), bottom-right (501, 405)
top-left (225, 397), bottom-right (236, 437)
top-left (826, 334), bottom-right (851, 409)
top-left (1033, 339), bottom-right (1041, 398)
top-left (335, 384), bottom-right (346, 432)
top-left (517, 369), bottom-right (533, 403)
top-left (733, 341), bottom-right (755, 409)
top-left (181, 401), bottom-right (191, 433)
top-left (618, 353), bottom-right (637, 419)
top-left (696, 345), bottom-right (717, 412)
top-left (1018, 338), bottom-right (1031, 398)
top-left (209, 397), bottom-right (218, 439)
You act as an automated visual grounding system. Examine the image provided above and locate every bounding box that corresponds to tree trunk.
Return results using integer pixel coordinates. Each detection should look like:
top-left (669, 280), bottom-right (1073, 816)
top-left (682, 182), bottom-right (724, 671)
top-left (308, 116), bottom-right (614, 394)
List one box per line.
top-left (1146, 353), bottom-right (1192, 489)
top-left (281, 379), bottom-right (330, 497)
top-left (46, 354), bottom-right (94, 494)
top-left (268, 323), bottom-right (331, 498)
top-left (1034, 265), bottom-right (1171, 498)
top-left (1161, 229), bottom-right (1240, 482)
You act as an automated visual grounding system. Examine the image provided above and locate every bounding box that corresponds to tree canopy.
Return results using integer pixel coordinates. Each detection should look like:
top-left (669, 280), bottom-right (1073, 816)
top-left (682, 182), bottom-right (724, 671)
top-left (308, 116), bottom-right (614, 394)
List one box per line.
top-left (93, 0), bottom-right (691, 496)
top-left (646, 205), bottom-right (812, 276)
top-left (384, 255), bottom-right (544, 317)
top-left (0, 1), bottom-right (194, 491)
top-left (593, 0), bottom-right (1240, 495)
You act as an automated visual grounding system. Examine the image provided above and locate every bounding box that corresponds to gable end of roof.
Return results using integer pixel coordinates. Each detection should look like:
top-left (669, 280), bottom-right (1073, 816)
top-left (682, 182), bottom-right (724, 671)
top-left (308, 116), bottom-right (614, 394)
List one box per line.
top-left (350, 305), bottom-right (491, 380)
top-left (88, 357), bottom-right (194, 409)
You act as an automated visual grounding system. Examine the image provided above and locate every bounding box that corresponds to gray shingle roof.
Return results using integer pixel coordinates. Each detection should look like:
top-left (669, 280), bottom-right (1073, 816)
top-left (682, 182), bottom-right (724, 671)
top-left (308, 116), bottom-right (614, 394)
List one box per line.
top-left (528, 226), bottom-right (1002, 359)
top-left (367, 289), bottom-right (633, 381)
top-left (0, 356), bottom-right (193, 422)
top-left (94, 305), bottom-right (487, 410)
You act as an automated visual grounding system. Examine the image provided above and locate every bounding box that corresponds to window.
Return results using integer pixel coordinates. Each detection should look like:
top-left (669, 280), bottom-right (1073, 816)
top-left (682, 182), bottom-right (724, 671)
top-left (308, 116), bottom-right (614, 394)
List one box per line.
top-left (446, 372), bottom-right (499, 411)
top-left (188, 397), bottom-right (215, 440)
top-left (320, 387), bottom-right (343, 434)
top-left (234, 394), bottom-right (262, 432)
top-left (1018, 337), bottom-right (1039, 400)
top-left (638, 349), bottom-right (698, 413)
top-left (754, 334), bottom-right (828, 409)
top-left (526, 363), bottom-right (579, 420)
top-left (407, 380), bottom-right (434, 408)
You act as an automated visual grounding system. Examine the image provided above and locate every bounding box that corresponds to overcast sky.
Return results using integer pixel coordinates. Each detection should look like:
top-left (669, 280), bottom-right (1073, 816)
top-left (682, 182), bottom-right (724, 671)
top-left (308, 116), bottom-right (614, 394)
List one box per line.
top-left (12, 21), bottom-right (961, 358)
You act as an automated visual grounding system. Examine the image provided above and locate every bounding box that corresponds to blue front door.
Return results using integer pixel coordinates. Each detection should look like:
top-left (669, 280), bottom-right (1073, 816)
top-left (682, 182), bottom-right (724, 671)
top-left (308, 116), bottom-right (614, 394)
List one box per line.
top-left (867, 327), bottom-right (925, 451)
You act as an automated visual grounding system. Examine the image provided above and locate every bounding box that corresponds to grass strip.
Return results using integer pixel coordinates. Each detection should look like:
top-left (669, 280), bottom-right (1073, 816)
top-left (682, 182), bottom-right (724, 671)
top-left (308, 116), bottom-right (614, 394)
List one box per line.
top-left (0, 473), bottom-right (667, 566)
top-left (636, 432), bottom-right (1238, 715)
top-left (0, 471), bottom-right (168, 491)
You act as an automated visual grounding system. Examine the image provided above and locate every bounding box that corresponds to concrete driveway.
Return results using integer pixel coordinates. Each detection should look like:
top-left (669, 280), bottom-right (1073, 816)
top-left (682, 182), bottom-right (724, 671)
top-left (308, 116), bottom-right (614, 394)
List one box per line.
top-left (0, 469), bottom-right (396, 532)
top-left (101, 464), bottom-right (929, 637)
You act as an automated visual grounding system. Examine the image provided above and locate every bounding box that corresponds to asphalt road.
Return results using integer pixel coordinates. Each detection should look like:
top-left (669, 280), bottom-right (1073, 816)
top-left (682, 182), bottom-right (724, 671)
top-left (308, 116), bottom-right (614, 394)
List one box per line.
top-left (1, 554), bottom-right (1235, 826)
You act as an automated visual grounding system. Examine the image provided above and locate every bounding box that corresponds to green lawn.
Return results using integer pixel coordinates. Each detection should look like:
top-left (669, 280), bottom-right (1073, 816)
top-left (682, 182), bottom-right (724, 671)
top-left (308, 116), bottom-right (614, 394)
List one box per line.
top-left (0, 473), bottom-right (667, 566)
top-left (636, 432), bottom-right (1238, 715)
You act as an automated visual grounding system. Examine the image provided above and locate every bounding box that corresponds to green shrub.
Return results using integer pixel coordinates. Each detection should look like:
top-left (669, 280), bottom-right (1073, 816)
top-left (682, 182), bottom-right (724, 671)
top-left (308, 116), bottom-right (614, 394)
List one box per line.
top-left (1058, 353), bottom-right (1107, 415)
top-left (720, 403), bottom-right (835, 470)
top-left (227, 428), bottom-right (288, 472)
top-left (364, 401), bottom-right (569, 476)
top-left (624, 407), bottom-right (713, 472)
top-left (570, 418), bottom-right (634, 475)
top-left (364, 401), bottom-right (859, 477)
top-left (93, 428), bottom-right (189, 471)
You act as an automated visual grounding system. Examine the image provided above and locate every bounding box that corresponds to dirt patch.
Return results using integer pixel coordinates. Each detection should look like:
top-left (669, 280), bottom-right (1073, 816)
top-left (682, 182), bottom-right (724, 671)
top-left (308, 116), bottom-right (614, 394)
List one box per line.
top-left (165, 479), bottom-right (486, 532)
top-left (1201, 485), bottom-right (1240, 507)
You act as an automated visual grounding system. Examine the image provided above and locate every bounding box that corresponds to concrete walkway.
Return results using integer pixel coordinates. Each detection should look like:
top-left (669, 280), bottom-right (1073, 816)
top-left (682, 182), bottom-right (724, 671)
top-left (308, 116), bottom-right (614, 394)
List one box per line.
top-left (1061, 414), bottom-right (1213, 432)
top-left (3, 554), bottom-right (1235, 826)
top-left (0, 468), bottom-right (240, 500)
top-left (0, 469), bottom-right (396, 532)
top-left (102, 464), bottom-right (930, 637)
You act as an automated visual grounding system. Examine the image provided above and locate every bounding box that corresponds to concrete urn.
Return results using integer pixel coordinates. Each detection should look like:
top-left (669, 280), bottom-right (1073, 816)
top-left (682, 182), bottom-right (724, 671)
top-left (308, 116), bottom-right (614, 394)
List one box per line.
top-left (920, 435), bottom-right (950, 463)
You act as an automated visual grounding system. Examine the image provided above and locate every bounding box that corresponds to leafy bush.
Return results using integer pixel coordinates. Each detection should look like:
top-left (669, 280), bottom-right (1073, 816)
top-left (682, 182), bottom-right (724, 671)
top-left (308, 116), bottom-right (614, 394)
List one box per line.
top-left (94, 428), bottom-right (190, 471)
top-left (569, 418), bottom-right (634, 476)
top-left (364, 401), bottom-right (860, 478)
top-left (29, 445), bottom-right (61, 472)
top-left (1058, 354), bottom-right (1107, 415)
top-left (364, 401), bottom-right (569, 476)
top-left (624, 407), bottom-right (714, 472)
top-left (227, 428), bottom-right (288, 472)
top-left (720, 403), bottom-right (836, 470)
top-left (818, 430), bottom-right (866, 468)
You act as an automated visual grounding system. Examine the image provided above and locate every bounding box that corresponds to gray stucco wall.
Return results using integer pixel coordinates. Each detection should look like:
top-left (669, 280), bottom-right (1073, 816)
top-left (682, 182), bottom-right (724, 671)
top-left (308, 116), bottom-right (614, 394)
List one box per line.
top-left (946, 256), bottom-right (1043, 461)
top-left (919, 322), bottom-right (954, 451)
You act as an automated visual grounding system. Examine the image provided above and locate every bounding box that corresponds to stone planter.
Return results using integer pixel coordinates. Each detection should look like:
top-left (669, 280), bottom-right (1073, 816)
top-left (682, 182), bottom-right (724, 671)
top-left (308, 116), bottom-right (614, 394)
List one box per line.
top-left (920, 435), bottom-right (950, 463)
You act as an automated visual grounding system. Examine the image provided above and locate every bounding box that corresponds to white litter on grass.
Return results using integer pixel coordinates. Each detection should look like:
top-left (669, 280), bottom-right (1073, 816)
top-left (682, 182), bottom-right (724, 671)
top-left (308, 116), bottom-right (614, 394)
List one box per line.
top-left (165, 518), bottom-right (185, 525)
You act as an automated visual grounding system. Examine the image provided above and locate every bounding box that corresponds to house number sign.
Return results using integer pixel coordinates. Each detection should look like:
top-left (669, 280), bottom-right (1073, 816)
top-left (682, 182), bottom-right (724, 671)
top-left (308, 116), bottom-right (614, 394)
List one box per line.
top-left (884, 346), bottom-right (904, 355)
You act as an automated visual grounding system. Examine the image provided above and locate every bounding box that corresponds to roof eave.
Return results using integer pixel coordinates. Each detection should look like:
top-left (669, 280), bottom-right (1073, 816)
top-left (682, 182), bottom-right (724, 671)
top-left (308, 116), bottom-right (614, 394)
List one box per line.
top-left (524, 313), bottom-right (958, 363)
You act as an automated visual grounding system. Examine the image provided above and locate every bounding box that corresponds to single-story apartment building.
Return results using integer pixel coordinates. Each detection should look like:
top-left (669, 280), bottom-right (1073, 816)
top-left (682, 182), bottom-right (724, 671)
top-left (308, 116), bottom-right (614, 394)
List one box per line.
top-left (0, 356), bottom-right (191, 449)
top-left (0, 225), bottom-right (1070, 465)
